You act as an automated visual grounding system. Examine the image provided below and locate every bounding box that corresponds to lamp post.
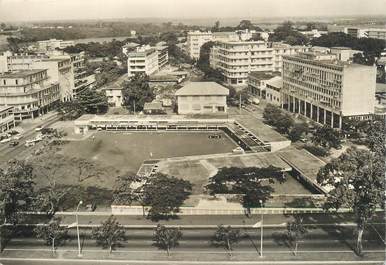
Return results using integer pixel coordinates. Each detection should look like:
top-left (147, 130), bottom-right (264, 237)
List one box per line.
top-left (76, 200), bottom-right (83, 257)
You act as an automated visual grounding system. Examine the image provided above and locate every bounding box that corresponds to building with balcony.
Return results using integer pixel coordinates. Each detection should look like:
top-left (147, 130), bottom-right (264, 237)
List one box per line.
top-left (0, 106), bottom-right (15, 132)
top-left (281, 52), bottom-right (376, 129)
top-left (2, 53), bottom-right (75, 102)
top-left (127, 46), bottom-right (159, 77)
top-left (175, 82), bottom-right (229, 114)
top-left (69, 52), bottom-right (96, 96)
top-left (155, 42), bottom-right (169, 69)
top-left (0, 69), bottom-right (60, 120)
top-left (210, 41), bottom-right (309, 86)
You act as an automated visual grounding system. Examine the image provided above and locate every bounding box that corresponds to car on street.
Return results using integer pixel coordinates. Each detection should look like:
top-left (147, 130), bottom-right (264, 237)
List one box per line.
top-left (9, 141), bottom-right (19, 147)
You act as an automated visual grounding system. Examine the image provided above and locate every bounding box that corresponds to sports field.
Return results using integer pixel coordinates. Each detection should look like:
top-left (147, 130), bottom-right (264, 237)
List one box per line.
top-left (59, 131), bottom-right (237, 176)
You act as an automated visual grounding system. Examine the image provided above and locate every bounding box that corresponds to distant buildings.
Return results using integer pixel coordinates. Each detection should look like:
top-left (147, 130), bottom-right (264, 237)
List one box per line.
top-left (0, 69), bottom-right (60, 120)
top-left (210, 40), bottom-right (309, 86)
top-left (0, 106), bottom-right (15, 132)
top-left (37, 39), bottom-right (75, 52)
top-left (328, 26), bottom-right (386, 41)
top-left (281, 51), bottom-right (376, 128)
top-left (175, 82), bottom-right (229, 114)
top-left (127, 44), bottom-right (169, 77)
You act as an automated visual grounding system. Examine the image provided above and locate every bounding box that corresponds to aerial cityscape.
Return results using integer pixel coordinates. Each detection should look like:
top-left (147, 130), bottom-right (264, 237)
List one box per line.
top-left (0, 0), bottom-right (385, 264)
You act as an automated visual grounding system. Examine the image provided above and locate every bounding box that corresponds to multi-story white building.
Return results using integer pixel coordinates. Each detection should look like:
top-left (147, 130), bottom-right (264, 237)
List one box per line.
top-left (281, 52), bottom-right (376, 129)
top-left (0, 69), bottom-right (60, 120)
top-left (0, 106), bottom-right (15, 132)
top-left (210, 40), bottom-right (309, 86)
top-left (175, 82), bottom-right (229, 114)
top-left (2, 53), bottom-right (75, 102)
top-left (328, 26), bottom-right (386, 41)
top-left (127, 45), bottom-right (160, 77)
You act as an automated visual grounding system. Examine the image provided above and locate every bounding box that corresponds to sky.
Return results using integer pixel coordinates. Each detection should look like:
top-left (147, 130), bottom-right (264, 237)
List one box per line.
top-left (0, 0), bottom-right (386, 22)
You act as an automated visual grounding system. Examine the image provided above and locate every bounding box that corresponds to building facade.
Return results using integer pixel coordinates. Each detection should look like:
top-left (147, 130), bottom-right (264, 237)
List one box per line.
top-left (0, 106), bottom-right (15, 132)
top-left (248, 72), bottom-right (282, 106)
top-left (186, 31), bottom-right (213, 60)
top-left (175, 82), bottom-right (229, 114)
top-left (103, 87), bottom-right (123, 107)
top-left (210, 40), bottom-right (309, 86)
top-left (127, 46), bottom-right (159, 77)
top-left (37, 39), bottom-right (75, 52)
top-left (69, 52), bottom-right (96, 96)
top-left (0, 70), bottom-right (60, 120)
top-left (281, 52), bottom-right (376, 128)
top-left (155, 42), bottom-right (169, 69)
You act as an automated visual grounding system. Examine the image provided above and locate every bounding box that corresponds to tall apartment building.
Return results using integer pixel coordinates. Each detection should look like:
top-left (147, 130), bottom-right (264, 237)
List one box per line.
top-left (281, 52), bottom-right (376, 129)
top-left (185, 30), bottom-right (261, 60)
top-left (210, 40), bottom-right (309, 86)
top-left (2, 53), bottom-right (75, 101)
top-left (0, 69), bottom-right (60, 120)
top-left (0, 106), bottom-right (15, 132)
top-left (127, 46), bottom-right (159, 77)
top-left (69, 52), bottom-right (96, 96)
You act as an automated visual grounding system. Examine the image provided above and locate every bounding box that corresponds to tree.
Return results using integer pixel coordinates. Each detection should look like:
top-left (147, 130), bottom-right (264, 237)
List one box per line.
top-left (236, 20), bottom-right (261, 31)
top-left (34, 182), bottom-right (71, 218)
top-left (34, 217), bottom-right (67, 254)
top-left (269, 21), bottom-right (308, 45)
top-left (77, 88), bottom-right (108, 114)
top-left (206, 166), bottom-right (284, 213)
top-left (212, 21), bottom-right (220, 32)
top-left (317, 147), bottom-right (385, 256)
top-left (288, 122), bottom-right (309, 142)
top-left (353, 53), bottom-right (375, 66)
top-left (262, 104), bottom-right (294, 134)
top-left (197, 41), bottom-right (224, 82)
top-left (142, 173), bottom-right (192, 220)
top-left (92, 215), bottom-right (126, 253)
top-left (153, 224), bottom-right (182, 256)
top-left (0, 160), bottom-right (35, 224)
top-left (211, 225), bottom-right (241, 256)
top-left (286, 215), bottom-right (307, 256)
top-left (311, 125), bottom-right (341, 149)
top-left (112, 175), bottom-right (142, 205)
top-left (122, 74), bottom-right (155, 112)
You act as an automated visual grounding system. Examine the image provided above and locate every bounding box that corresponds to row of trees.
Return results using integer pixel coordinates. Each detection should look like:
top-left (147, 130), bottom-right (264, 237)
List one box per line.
top-left (35, 216), bottom-right (307, 257)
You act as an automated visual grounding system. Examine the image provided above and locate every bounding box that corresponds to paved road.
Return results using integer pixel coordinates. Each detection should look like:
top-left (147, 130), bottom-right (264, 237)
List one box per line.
top-left (0, 113), bottom-right (61, 162)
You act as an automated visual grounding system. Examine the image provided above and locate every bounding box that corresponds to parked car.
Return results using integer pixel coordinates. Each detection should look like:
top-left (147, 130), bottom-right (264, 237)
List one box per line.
top-left (9, 141), bottom-right (19, 147)
top-left (12, 135), bottom-right (22, 140)
top-left (35, 126), bottom-right (43, 132)
top-left (25, 140), bottom-right (35, 147)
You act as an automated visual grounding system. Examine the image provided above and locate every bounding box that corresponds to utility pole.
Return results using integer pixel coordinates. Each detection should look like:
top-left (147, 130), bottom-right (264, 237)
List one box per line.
top-left (239, 93), bottom-right (242, 113)
top-left (76, 201), bottom-right (83, 257)
top-left (133, 100), bottom-right (136, 115)
top-left (260, 213), bottom-right (263, 257)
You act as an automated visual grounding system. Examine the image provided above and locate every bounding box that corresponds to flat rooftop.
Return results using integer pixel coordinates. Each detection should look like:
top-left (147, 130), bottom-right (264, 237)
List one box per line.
top-left (0, 69), bottom-right (46, 78)
top-left (277, 147), bottom-right (326, 190)
top-left (234, 115), bottom-right (288, 143)
top-left (249, 71), bottom-right (281, 80)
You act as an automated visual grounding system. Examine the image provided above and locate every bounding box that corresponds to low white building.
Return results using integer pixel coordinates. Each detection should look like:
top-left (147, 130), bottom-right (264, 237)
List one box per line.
top-left (103, 87), bottom-right (123, 107)
top-left (175, 82), bottom-right (229, 114)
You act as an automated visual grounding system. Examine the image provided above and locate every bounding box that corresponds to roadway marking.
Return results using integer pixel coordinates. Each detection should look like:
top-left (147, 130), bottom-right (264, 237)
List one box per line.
top-left (3, 248), bottom-right (385, 254)
top-left (0, 257), bottom-right (384, 264)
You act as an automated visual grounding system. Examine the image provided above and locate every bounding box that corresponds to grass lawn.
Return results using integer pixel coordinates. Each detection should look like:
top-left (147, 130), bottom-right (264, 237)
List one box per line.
top-left (59, 131), bottom-right (236, 176)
